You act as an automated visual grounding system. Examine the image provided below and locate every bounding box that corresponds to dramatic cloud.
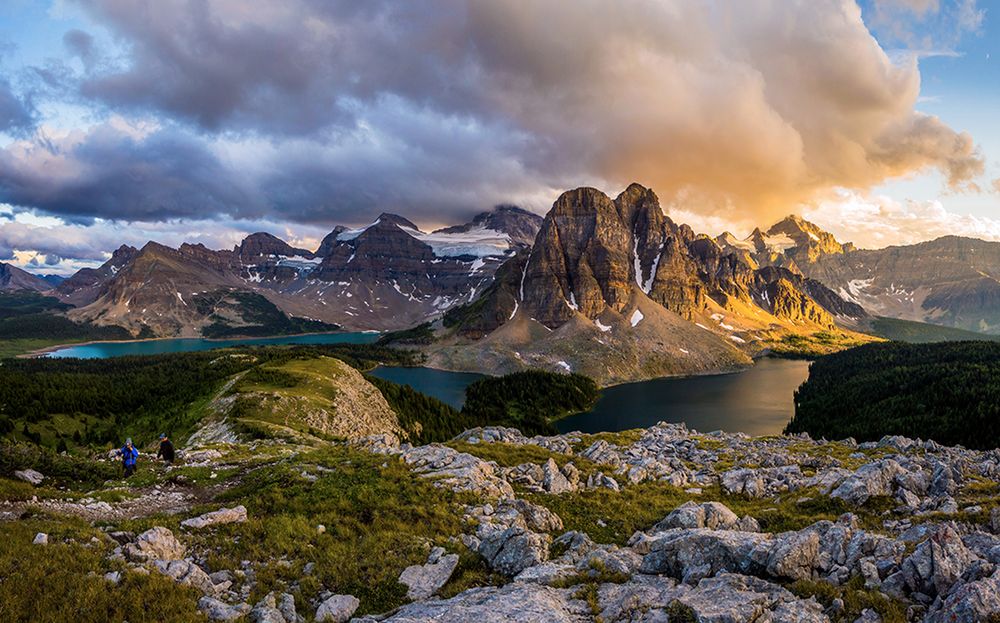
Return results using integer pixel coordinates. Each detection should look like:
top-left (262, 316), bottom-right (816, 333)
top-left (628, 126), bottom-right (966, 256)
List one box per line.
top-left (0, 118), bottom-right (260, 223)
top-left (803, 190), bottom-right (1000, 248)
top-left (0, 0), bottom-right (990, 262)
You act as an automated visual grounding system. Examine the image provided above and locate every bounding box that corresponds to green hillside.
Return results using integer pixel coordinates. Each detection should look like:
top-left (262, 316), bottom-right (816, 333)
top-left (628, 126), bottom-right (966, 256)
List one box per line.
top-left (863, 316), bottom-right (1000, 344)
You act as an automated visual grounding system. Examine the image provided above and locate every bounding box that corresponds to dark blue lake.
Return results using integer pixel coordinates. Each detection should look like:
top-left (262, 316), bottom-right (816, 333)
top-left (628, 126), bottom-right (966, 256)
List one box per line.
top-left (369, 358), bottom-right (810, 435)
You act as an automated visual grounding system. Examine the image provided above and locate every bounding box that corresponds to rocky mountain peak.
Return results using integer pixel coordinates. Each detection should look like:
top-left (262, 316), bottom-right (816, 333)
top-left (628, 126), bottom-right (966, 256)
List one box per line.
top-left (111, 244), bottom-right (139, 261)
top-left (237, 232), bottom-right (313, 260)
top-left (376, 213), bottom-right (421, 232)
top-left (765, 215), bottom-right (847, 261)
top-left (0, 261), bottom-right (51, 292)
top-left (434, 204), bottom-right (543, 248)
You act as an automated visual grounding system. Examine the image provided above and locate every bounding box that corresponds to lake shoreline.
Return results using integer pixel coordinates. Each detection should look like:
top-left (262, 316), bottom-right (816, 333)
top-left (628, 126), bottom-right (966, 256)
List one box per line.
top-left (21, 329), bottom-right (382, 358)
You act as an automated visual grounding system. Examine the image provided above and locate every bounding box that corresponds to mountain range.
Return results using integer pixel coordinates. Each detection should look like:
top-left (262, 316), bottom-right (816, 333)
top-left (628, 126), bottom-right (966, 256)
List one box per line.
top-left (3, 183), bottom-right (1000, 382)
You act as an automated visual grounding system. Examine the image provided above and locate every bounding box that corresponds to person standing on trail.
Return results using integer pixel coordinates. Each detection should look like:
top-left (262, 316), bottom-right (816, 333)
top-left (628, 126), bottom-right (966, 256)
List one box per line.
top-left (156, 434), bottom-right (175, 465)
top-left (118, 438), bottom-right (139, 478)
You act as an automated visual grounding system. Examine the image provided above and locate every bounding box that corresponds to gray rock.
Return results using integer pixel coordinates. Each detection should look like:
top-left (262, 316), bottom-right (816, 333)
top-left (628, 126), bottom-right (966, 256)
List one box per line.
top-left (896, 487), bottom-right (920, 509)
top-left (499, 499), bottom-right (564, 533)
top-left (14, 469), bottom-right (44, 485)
top-left (249, 593), bottom-right (285, 623)
top-left (277, 593), bottom-right (299, 623)
top-left (181, 505), bottom-right (248, 529)
top-left (198, 596), bottom-right (251, 621)
top-left (831, 460), bottom-right (904, 505)
top-left (579, 440), bottom-right (622, 466)
top-left (543, 458), bottom-right (573, 494)
top-left (925, 569), bottom-right (1000, 623)
top-left (398, 549), bottom-right (460, 600)
top-left (720, 468), bottom-right (765, 497)
top-left (585, 472), bottom-right (620, 491)
top-left (678, 574), bottom-right (827, 623)
top-left (479, 526), bottom-right (550, 576)
top-left (314, 594), bottom-right (359, 623)
top-left (400, 445), bottom-right (514, 498)
top-left (124, 526), bottom-right (186, 562)
top-left (653, 501), bottom-right (741, 532)
top-left (930, 461), bottom-right (960, 498)
top-left (103, 571), bottom-right (122, 585)
top-left (991, 507), bottom-right (1000, 534)
top-left (766, 529), bottom-right (820, 581)
top-left (152, 559), bottom-right (217, 594)
top-left (859, 557), bottom-right (881, 589)
top-left (898, 524), bottom-right (979, 599)
top-left (853, 607), bottom-right (880, 623)
top-left (354, 583), bottom-right (587, 622)
top-left (32, 532), bottom-right (47, 545)
top-left (639, 529), bottom-right (771, 583)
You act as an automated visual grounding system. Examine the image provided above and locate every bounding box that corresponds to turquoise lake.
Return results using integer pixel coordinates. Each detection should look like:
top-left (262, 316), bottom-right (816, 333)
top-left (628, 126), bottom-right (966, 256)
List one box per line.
top-left (43, 332), bottom-right (380, 359)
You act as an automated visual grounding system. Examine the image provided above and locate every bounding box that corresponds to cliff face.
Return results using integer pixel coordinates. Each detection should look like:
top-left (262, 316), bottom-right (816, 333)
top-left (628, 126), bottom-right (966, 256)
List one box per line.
top-left (517, 185), bottom-right (711, 329)
top-left (458, 184), bottom-right (863, 334)
top-left (432, 184), bottom-right (867, 384)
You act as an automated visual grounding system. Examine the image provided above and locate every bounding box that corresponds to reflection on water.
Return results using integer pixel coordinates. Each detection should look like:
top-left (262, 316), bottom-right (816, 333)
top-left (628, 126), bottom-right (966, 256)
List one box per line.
top-left (557, 358), bottom-right (811, 436)
top-left (367, 366), bottom-right (485, 409)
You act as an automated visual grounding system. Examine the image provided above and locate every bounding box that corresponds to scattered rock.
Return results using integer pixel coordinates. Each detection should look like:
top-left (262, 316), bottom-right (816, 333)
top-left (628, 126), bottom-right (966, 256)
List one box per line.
top-left (352, 583), bottom-right (586, 622)
top-left (831, 460), bottom-right (904, 506)
top-left (32, 532), bottom-right (48, 545)
top-left (14, 469), bottom-right (44, 485)
top-left (124, 526), bottom-right (186, 562)
top-left (399, 547), bottom-right (460, 600)
top-left (653, 501), bottom-right (742, 532)
top-left (399, 445), bottom-right (514, 498)
top-left (542, 458), bottom-right (573, 494)
top-left (198, 596), bottom-right (251, 622)
top-left (479, 526), bottom-right (551, 576)
top-left (152, 559), bottom-right (217, 595)
top-left (891, 524), bottom-right (979, 600)
top-left (925, 568), bottom-right (1000, 623)
top-left (639, 528), bottom-right (771, 583)
top-left (766, 529), bottom-right (820, 582)
top-left (181, 505), bottom-right (248, 529)
top-left (314, 594), bottom-right (359, 623)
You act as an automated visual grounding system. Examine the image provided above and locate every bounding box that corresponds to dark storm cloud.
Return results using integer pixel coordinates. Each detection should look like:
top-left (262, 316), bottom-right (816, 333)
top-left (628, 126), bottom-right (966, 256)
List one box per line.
top-left (0, 120), bottom-right (262, 223)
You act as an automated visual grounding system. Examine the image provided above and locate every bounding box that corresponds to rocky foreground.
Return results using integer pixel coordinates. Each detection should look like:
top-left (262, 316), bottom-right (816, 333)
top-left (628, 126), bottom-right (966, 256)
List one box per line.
top-left (8, 422), bottom-right (1000, 622)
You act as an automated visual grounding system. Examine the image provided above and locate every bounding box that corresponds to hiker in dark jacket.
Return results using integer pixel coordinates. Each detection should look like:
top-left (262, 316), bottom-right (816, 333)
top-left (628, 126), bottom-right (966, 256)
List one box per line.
top-left (156, 434), bottom-right (175, 465)
top-left (118, 438), bottom-right (139, 478)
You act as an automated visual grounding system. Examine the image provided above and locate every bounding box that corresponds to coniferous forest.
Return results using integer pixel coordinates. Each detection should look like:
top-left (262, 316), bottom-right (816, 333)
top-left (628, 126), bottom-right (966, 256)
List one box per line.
top-left (785, 341), bottom-right (1000, 449)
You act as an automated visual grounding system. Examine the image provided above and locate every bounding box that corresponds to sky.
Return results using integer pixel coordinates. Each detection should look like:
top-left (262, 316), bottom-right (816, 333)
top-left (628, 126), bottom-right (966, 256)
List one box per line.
top-left (0, 0), bottom-right (997, 274)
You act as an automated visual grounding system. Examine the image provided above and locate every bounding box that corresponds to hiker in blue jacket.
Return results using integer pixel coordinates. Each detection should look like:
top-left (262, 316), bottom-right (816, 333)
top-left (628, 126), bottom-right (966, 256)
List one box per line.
top-left (117, 438), bottom-right (139, 478)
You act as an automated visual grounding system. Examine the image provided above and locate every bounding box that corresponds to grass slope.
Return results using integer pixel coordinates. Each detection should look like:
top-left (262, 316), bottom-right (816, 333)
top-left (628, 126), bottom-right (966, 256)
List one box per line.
top-left (864, 316), bottom-right (1000, 343)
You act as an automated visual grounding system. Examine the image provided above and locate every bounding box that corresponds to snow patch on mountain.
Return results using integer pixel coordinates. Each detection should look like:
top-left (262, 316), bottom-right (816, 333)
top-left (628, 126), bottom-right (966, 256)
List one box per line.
top-left (630, 309), bottom-right (644, 327)
top-left (405, 225), bottom-right (514, 258)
